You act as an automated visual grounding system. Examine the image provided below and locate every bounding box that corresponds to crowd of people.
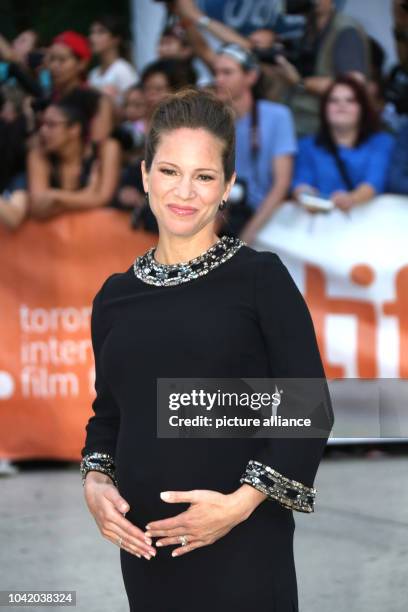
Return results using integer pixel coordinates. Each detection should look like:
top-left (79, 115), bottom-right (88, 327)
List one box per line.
top-left (0, 0), bottom-right (407, 242)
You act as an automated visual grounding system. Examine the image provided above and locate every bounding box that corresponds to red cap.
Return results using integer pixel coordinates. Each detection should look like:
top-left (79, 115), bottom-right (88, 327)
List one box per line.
top-left (53, 30), bottom-right (91, 61)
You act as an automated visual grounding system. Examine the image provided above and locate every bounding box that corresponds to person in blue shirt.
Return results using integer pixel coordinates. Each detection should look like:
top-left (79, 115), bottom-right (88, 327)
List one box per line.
top-left (387, 123), bottom-right (408, 196)
top-left (214, 43), bottom-right (297, 243)
top-left (292, 74), bottom-right (395, 212)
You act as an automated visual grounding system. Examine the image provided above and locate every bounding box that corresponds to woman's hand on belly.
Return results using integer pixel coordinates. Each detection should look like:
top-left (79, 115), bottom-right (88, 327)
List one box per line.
top-left (84, 471), bottom-right (157, 560)
top-left (144, 485), bottom-right (266, 557)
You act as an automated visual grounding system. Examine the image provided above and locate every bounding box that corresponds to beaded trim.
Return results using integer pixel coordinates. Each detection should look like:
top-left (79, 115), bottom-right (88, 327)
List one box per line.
top-left (80, 452), bottom-right (117, 488)
top-left (240, 459), bottom-right (316, 513)
top-left (133, 235), bottom-right (245, 286)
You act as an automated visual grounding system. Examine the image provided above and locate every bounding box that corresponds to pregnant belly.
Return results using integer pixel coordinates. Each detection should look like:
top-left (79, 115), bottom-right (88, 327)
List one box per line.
top-left (114, 435), bottom-right (261, 526)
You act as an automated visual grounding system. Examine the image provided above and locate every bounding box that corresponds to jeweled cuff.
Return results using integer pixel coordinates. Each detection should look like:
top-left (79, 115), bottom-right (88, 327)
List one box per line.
top-left (80, 452), bottom-right (117, 488)
top-left (239, 459), bottom-right (316, 513)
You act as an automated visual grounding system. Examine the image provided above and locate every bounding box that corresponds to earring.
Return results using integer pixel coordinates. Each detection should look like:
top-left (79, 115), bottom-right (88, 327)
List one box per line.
top-left (218, 200), bottom-right (227, 210)
top-left (145, 192), bottom-right (150, 206)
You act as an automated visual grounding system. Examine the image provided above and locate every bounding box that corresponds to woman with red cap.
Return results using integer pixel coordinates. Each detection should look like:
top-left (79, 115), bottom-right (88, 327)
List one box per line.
top-left (49, 31), bottom-right (91, 96)
top-left (46, 30), bottom-right (113, 142)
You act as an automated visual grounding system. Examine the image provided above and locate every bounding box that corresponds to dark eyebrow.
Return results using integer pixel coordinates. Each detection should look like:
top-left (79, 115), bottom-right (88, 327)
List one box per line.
top-left (157, 161), bottom-right (220, 173)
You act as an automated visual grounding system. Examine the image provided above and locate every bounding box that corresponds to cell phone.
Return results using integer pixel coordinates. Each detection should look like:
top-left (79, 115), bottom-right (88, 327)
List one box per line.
top-left (298, 192), bottom-right (334, 211)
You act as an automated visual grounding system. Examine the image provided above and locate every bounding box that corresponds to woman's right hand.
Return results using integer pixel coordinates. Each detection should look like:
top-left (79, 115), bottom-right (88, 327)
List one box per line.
top-left (293, 185), bottom-right (322, 214)
top-left (83, 471), bottom-right (157, 560)
top-left (293, 184), bottom-right (317, 202)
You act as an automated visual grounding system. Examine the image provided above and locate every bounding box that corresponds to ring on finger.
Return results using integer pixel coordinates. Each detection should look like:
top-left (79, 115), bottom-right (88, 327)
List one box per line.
top-left (179, 535), bottom-right (188, 546)
top-left (117, 536), bottom-right (123, 547)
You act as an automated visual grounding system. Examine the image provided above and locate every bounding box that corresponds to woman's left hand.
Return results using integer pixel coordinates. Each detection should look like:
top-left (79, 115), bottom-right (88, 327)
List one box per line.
top-left (331, 190), bottom-right (355, 211)
top-left (144, 489), bottom-right (253, 557)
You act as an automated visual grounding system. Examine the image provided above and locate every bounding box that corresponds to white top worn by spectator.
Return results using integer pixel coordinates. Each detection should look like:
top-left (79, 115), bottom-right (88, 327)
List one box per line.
top-left (89, 58), bottom-right (139, 103)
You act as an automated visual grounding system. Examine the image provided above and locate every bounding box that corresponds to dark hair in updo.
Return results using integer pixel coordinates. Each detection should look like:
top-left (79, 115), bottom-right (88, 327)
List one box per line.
top-left (144, 88), bottom-right (236, 182)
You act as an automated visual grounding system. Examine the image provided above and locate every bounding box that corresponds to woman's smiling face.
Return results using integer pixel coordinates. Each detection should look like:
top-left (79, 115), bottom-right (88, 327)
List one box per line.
top-left (326, 83), bottom-right (361, 131)
top-left (141, 127), bottom-right (235, 237)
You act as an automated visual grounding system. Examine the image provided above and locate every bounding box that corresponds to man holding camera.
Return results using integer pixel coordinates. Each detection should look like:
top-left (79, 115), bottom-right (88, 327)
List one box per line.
top-left (274, 0), bottom-right (371, 136)
top-left (171, 0), bottom-right (371, 137)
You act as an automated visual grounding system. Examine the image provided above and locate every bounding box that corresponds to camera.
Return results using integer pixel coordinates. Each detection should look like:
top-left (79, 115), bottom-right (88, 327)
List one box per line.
top-left (253, 45), bottom-right (285, 65)
top-left (253, 38), bottom-right (314, 66)
top-left (252, 0), bottom-right (319, 67)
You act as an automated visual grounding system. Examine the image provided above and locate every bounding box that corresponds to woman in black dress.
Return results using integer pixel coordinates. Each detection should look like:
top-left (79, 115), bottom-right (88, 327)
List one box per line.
top-left (80, 88), bottom-right (334, 611)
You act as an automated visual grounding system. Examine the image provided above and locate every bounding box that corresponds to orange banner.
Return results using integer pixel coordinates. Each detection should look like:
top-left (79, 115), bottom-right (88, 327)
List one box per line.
top-left (4, 200), bottom-right (407, 459)
top-left (0, 209), bottom-right (156, 460)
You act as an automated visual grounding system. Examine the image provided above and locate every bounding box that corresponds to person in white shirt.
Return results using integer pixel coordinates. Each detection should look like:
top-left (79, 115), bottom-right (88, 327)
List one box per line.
top-left (88, 15), bottom-right (138, 106)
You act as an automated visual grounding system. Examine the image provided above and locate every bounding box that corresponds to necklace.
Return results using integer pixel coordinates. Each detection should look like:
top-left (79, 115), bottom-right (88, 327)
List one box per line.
top-left (133, 235), bottom-right (246, 286)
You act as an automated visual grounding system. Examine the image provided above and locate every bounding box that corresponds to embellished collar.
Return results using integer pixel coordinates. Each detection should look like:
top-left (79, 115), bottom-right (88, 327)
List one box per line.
top-left (133, 235), bottom-right (245, 286)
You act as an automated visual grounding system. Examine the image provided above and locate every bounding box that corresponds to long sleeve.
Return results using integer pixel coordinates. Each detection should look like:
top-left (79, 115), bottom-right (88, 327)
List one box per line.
top-left (239, 252), bottom-right (334, 512)
top-left (291, 136), bottom-right (318, 192)
top-left (80, 273), bottom-right (121, 486)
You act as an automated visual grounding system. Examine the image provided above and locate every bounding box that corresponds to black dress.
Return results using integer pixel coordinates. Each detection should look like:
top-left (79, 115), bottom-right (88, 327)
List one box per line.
top-left (80, 235), bottom-right (333, 612)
